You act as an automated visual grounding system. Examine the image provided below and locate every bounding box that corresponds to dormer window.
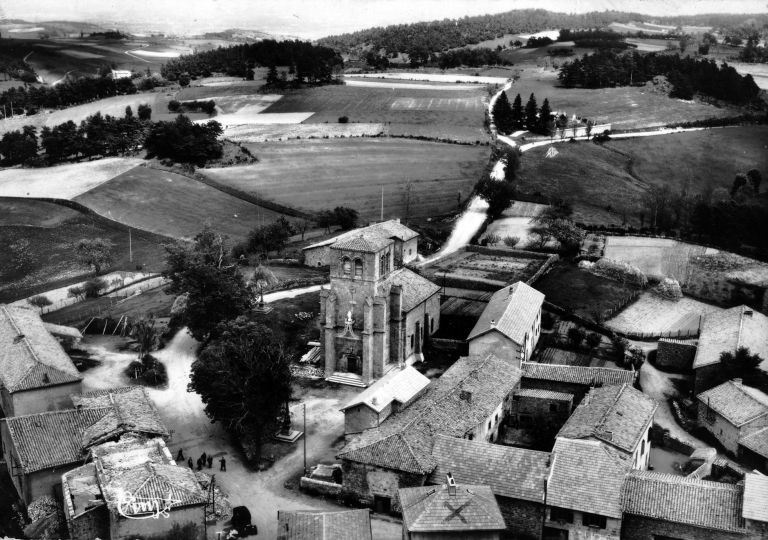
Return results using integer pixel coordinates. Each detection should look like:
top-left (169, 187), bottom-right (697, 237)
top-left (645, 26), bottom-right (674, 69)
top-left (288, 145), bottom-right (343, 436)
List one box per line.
top-left (354, 259), bottom-right (363, 278)
top-left (342, 257), bottom-right (352, 277)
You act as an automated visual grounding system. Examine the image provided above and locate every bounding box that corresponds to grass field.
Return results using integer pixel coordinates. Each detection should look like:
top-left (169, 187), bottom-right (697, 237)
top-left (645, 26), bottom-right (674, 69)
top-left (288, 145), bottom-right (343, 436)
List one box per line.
top-left (603, 236), bottom-right (710, 281)
top-left (0, 157), bottom-right (144, 198)
top-left (606, 292), bottom-right (722, 335)
top-left (0, 200), bottom-right (167, 302)
top-left (201, 139), bottom-right (490, 222)
top-left (482, 201), bottom-right (549, 246)
top-left (505, 67), bottom-right (738, 129)
top-left (73, 165), bottom-right (288, 240)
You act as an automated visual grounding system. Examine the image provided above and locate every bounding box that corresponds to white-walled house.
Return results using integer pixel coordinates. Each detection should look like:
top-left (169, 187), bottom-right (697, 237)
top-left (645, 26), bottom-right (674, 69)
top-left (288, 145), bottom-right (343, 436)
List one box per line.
top-left (466, 282), bottom-right (544, 365)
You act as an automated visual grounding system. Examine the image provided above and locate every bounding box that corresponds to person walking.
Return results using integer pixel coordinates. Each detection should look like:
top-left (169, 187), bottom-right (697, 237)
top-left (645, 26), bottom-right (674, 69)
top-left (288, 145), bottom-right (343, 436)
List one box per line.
top-left (201, 451), bottom-right (207, 465)
top-left (219, 457), bottom-right (226, 472)
top-left (207, 455), bottom-right (213, 469)
top-left (176, 448), bottom-right (184, 461)
top-left (187, 457), bottom-right (194, 469)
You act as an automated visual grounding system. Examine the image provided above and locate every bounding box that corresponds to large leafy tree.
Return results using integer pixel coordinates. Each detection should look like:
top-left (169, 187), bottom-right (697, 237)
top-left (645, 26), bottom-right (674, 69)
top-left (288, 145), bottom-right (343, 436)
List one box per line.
top-left (720, 347), bottom-right (766, 390)
top-left (164, 227), bottom-right (252, 341)
top-left (189, 318), bottom-right (292, 459)
top-left (75, 238), bottom-right (115, 274)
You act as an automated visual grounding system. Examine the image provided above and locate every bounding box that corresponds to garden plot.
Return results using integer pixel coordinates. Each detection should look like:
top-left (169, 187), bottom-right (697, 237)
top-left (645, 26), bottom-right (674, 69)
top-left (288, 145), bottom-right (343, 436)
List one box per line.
top-left (606, 292), bottom-right (723, 335)
top-left (603, 236), bottom-right (709, 281)
top-left (200, 94), bottom-right (282, 114)
top-left (481, 201), bottom-right (548, 247)
top-left (423, 250), bottom-right (545, 288)
top-left (0, 157), bottom-right (143, 199)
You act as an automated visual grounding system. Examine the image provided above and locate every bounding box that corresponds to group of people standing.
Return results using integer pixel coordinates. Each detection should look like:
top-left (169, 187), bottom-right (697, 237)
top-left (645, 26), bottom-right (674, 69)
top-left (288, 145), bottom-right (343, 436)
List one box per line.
top-left (176, 448), bottom-right (226, 471)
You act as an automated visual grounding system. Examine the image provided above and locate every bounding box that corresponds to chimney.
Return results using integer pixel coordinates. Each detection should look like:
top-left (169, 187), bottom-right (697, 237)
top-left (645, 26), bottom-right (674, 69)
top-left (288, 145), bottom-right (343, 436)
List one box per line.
top-left (744, 310), bottom-right (753, 317)
top-left (489, 319), bottom-right (496, 328)
top-left (447, 472), bottom-right (457, 496)
top-left (734, 378), bottom-right (743, 386)
top-left (459, 390), bottom-right (472, 403)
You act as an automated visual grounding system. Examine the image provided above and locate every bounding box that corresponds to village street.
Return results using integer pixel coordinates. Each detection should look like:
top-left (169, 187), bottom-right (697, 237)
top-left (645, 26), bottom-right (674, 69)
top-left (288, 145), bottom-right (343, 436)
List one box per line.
top-left (81, 327), bottom-right (401, 540)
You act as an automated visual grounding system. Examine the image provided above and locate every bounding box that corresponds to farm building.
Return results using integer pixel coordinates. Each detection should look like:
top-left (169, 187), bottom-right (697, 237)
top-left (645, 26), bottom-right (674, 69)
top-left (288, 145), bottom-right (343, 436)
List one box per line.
top-left (692, 306), bottom-right (768, 394)
top-left (467, 281), bottom-right (545, 364)
top-left (303, 219), bottom-right (419, 268)
top-left (109, 69), bottom-right (132, 79)
top-left (0, 305), bottom-right (82, 417)
top-left (520, 362), bottom-right (637, 405)
top-left (399, 478), bottom-right (507, 540)
top-left (507, 387), bottom-right (573, 430)
top-left (319, 227), bottom-right (440, 387)
top-left (557, 384), bottom-right (657, 470)
top-left (0, 386), bottom-right (168, 503)
top-left (276, 509), bottom-right (372, 540)
top-left (337, 354), bottom-right (522, 513)
top-left (63, 437), bottom-right (208, 540)
top-left (545, 438), bottom-right (628, 540)
top-left (656, 338), bottom-right (698, 371)
top-left (620, 471), bottom-right (768, 540)
top-left (697, 379), bottom-right (768, 457)
top-left (341, 366), bottom-right (429, 434)
top-left (429, 434), bottom-right (550, 539)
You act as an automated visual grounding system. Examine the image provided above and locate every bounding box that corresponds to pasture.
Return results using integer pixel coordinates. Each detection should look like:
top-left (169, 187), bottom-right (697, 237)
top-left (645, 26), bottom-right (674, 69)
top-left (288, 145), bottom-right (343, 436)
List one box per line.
top-left (201, 139), bottom-right (489, 223)
top-left (602, 236), bottom-right (710, 281)
top-left (506, 67), bottom-right (738, 129)
top-left (0, 158), bottom-right (143, 199)
top-left (606, 292), bottom-right (722, 335)
top-left (73, 166), bottom-right (289, 240)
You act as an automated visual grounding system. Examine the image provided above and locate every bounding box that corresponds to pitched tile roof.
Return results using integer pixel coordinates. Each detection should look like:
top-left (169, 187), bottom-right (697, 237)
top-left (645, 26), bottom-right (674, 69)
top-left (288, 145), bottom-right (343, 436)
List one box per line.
top-left (548, 438), bottom-right (629, 518)
top-left (276, 509), bottom-right (372, 540)
top-left (697, 380), bottom-right (768, 427)
top-left (467, 282), bottom-right (545, 345)
top-left (338, 354), bottom-right (522, 474)
top-left (399, 483), bottom-right (506, 532)
top-left (3, 408), bottom-right (112, 473)
top-left (379, 268), bottom-right (440, 313)
top-left (332, 234), bottom-right (392, 253)
top-left (739, 427), bottom-right (768, 459)
top-left (621, 470), bottom-right (747, 532)
top-left (521, 362), bottom-right (637, 387)
top-left (693, 306), bottom-right (768, 369)
top-left (743, 474), bottom-right (768, 523)
top-left (557, 384), bottom-right (657, 454)
top-left (513, 388), bottom-right (574, 401)
top-left (305, 219), bottom-right (418, 251)
top-left (0, 305), bottom-right (81, 393)
top-left (94, 437), bottom-right (207, 515)
top-left (72, 386), bottom-right (169, 446)
top-left (341, 366), bottom-right (429, 413)
top-left (42, 322), bottom-right (83, 340)
top-left (429, 434), bottom-right (549, 503)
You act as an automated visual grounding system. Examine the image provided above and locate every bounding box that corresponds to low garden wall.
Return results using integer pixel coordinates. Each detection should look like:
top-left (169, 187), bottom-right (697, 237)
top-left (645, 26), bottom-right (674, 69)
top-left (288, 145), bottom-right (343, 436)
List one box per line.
top-left (299, 477), bottom-right (343, 497)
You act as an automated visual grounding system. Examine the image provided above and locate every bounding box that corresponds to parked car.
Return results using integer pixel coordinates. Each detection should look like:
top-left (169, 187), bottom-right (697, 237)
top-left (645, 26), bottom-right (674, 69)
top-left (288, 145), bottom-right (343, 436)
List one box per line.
top-left (231, 506), bottom-right (258, 537)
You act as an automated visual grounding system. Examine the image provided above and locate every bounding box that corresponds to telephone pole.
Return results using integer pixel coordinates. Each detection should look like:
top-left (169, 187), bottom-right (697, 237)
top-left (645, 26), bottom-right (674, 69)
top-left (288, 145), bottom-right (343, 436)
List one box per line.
top-left (128, 229), bottom-right (133, 263)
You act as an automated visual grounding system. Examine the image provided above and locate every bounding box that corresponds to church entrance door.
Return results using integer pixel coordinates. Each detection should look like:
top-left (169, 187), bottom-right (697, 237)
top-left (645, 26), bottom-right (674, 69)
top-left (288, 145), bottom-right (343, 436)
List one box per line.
top-left (346, 353), bottom-right (361, 375)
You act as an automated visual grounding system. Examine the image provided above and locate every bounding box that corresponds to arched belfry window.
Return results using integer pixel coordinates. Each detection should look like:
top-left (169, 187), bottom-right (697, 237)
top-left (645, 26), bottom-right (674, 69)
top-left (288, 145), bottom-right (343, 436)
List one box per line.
top-left (379, 253), bottom-right (387, 276)
top-left (354, 258), bottom-right (363, 278)
top-left (342, 257), bottom-right (352, 277)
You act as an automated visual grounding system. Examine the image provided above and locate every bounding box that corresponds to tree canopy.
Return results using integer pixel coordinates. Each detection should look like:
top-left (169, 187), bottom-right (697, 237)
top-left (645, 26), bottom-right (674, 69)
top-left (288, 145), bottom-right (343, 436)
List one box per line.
top-left (144, 115), bottom-right (223, 166)
top-left (74, 238), bottom-right (115, 275)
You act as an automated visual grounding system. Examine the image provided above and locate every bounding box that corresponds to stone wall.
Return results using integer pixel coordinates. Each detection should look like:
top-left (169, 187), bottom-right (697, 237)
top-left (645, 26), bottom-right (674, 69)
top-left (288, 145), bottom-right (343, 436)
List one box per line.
top-left (341, 460), bottom-right (426, 513)
top-left (67, 505), bottom-right (109, 540)
top-left (656, 339), bottom-right (697, 372)
top-left (498, 497), bottom-right (543, 540)
top-left (300, 477), bottom-right (343, 497)
top-left (621, 514), bottom-right (755, 540)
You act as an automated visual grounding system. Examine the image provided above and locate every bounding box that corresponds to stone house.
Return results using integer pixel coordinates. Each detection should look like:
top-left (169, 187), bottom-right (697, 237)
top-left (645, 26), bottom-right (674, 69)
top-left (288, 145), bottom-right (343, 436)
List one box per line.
top-left (276, 509), bottom-right (372, 540)
top-left (1, 386), bottom-right (168, 503)
top-left (520, 362), bottom-right (637, 406)
top-left (63, 437), bottom-right (207, 540)
top-left (655, 338), bottom-right (698, 372)
top-left (739, 426), bottom-right (768, 473)
top-left (693, 306), bottom-right (768, 394)
top-left (319, 229), bottom-right (440, 387)
top-left (341, 366), bottom-right (429, 434)
top-left (557, 384), bottom-right (657, 470)
top-left (337, 354), bottom-right (522, 513)
top-left (545, 438), bottom-right (629, 540)
top-left (620, 470), bottom-right (768, 540)
top-left (429, 434), bottom-right (549, 540)
top-left (467, 281), bottom-right (545, 364)
top-left (507, 388), bottom-right (573, 430)
top-left (399, 477), bottom-right (507, 540)
top-left (697, 379), bottom-right (768, 457)
top-left (303, 219), bottom-right (419, 268)
top-left (0, 305), bottom-right (82, 418)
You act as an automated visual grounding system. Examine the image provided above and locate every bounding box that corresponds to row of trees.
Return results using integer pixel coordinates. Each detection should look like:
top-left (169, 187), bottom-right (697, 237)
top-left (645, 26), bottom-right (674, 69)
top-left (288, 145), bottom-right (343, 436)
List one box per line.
top-left (0, 105), bottom-right (151, 166)
top-left (492, 92), bottom-right (553, 135)
top-left (0, 76), bottom-right (136, 116)
top-left (557, 29), bottom-right (631, 50)
top-left (558, 51), bottom-right (761, 105)
top-left (436, 48), bottom-right (512, 69)
top-left (161, 40), bottom-right (343, 84)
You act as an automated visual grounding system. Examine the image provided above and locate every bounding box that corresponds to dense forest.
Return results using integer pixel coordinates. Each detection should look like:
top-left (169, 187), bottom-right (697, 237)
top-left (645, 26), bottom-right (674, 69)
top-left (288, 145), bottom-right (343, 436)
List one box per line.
top-left (557, 29), bottom-right (632, 50)
top-left (160, 40), bottom-right (343, 83)
top-left (558, 52), bottom-right (761, 104)
top-left (0, 76), bottom-right (136, 116)
top-left (318, 9), bottom-right (768, 55)
top-left (437, 48), bottom-right (512, 69)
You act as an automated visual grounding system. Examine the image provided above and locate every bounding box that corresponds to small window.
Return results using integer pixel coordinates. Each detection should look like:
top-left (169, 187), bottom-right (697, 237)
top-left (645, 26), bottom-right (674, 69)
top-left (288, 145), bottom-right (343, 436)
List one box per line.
top-left (430, 318), bottom-right (434, 333)
top-left (549, 403), bottom-right (558, 413)
top-left (495, 414), bottom-right (499, 423)
top-left (583, 513), bottom-right (607, 529)
top-left (488, 421), bottom-right (492, 430)
top-left (641, 439), bottom-right (646, 454)
top-left (354, 259), bottom-right (363, 278)
top-left (342, 257), bottom-right (351, 276)
top-left (410, 335), bottom-right (414, 349)
top-left (550, 507), bottom-right (573, 524)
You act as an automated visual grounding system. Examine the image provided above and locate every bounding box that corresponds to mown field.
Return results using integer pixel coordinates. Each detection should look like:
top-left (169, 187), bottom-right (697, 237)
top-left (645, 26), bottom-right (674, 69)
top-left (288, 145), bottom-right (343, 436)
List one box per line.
top-left (201, 139), bottom-right (490, 223)
top-left (0, 199), bottom-right (167, 302)
top-left (73, 166), bottom-right (290, 240)
top-left (602, 236), bottom-right (710, 281)
top-left (505, 67), bottom-right (738, 129)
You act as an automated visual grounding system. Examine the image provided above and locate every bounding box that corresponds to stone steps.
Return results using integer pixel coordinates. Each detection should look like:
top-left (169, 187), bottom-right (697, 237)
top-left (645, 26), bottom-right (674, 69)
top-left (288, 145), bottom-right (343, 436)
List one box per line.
top-left (326, 373), bottom-right (367, 388)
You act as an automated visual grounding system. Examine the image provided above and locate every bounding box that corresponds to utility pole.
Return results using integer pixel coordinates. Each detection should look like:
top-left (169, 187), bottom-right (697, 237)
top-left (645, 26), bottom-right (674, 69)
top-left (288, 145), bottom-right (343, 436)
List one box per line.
top-left (380, 185), bottom-right (384, 222)
top-left (128, 228), bottom-right (133, 263)
top-left (303, 402), bottom-right (307, 475)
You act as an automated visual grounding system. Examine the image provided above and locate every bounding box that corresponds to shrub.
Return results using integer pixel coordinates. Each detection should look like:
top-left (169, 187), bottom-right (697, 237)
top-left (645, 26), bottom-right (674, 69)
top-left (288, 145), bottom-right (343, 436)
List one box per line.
top-left (28, 295), bottom-right (52, 308)
top-left (82, 278), bottom-right (107, 298)
top-left (567, 327), bottom-right (586, 348)
top-left (503, 235), bottom-right (520, 247)
top-left (125, 354), bottom-right (168, 387)
top-left (590, 258), bottom-right (648, 287)
top-left (541, 311), bottom-right (555, 330)
top-left (168, 99), bottom-right (181, 112)
top-left (67, 286), bottom-right (85, 300)
top-left (338, 116), bottom-right (349, 123)
top-left (485, 233), bottom-right (501, 245)
top-left (653, 277), bottom-right (683, 300)
top-left (586, 332), bottom-right (602, 349)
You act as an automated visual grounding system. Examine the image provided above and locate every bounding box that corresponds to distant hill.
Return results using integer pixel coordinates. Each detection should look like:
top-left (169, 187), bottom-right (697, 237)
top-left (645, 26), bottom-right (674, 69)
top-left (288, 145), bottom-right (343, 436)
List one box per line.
top-left (317, 9), bottom-right (768, 55)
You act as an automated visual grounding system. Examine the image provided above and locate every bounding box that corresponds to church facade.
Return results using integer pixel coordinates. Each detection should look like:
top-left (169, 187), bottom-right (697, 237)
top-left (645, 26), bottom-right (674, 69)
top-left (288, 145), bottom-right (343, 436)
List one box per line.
top-left (319, 227), bottom-right (440, 387)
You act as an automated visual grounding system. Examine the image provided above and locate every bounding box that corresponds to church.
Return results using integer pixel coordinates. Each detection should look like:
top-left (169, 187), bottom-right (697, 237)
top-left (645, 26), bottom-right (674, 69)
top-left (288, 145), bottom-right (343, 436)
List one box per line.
top-left (318, 221), bottom-right (441, 387)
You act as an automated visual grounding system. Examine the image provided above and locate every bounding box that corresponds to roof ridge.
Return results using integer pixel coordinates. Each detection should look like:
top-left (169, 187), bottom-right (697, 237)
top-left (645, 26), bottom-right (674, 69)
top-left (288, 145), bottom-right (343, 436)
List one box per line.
top-left (630, 470), bottom-right (742, 490)
top-left (593, 384), bottom-right (625, 437)
top-left (6, 406), bottom-right (112, 421)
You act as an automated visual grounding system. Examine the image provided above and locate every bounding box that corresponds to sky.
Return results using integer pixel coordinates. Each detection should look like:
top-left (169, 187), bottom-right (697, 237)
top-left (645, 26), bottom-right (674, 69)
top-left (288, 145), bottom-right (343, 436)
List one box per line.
top-left (3, 0), bottom-right (767, 39)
